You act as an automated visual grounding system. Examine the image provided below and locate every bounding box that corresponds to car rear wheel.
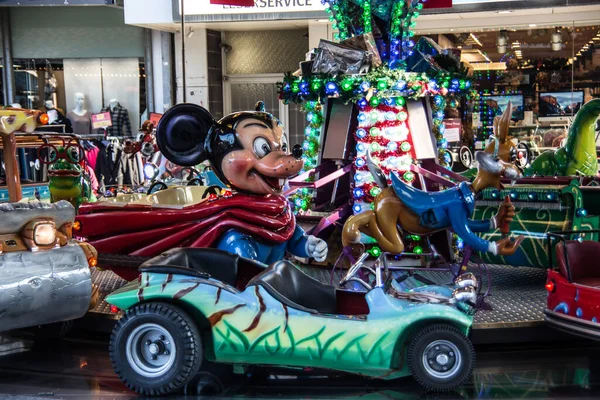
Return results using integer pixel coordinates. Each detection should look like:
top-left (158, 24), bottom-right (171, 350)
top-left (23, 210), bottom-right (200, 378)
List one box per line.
top-left (110, 303), bottom-right (202, 396)
top-left (407, 324), bottom-right (475, 392)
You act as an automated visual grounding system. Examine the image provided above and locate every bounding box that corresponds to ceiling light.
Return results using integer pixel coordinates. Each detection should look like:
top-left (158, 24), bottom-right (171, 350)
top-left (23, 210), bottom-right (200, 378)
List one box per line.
top-left (497, 30), bottom-right (509, 46)
top-left (529, 24), bottom-right (537, 28)
top-left (551, 29), bottom-right (562, 51)
top-left (497, 10), bottom-right (513, 14)
top-left (497, 45), bottom-right (507, 54)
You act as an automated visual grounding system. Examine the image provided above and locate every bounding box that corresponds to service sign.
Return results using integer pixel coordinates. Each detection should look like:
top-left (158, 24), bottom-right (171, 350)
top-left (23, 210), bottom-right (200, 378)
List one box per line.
top-left (91, 112), bottom-right (113, 130)
top-left (183, 0), bottom-right (325, 14)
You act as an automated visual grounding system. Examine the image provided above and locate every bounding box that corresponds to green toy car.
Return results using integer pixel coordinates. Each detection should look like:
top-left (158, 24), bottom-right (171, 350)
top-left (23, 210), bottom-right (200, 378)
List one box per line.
top-left (106, 248), bottom-right (477, 396)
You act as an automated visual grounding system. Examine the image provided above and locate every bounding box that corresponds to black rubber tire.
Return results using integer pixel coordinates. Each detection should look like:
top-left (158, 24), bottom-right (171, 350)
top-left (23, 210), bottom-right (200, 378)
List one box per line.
top-left (184, 362), bottom-right (233, 396)
top-left (407, 324), bottom-right (475, 392)
top-left (110, 303), bottom-right (203, 396)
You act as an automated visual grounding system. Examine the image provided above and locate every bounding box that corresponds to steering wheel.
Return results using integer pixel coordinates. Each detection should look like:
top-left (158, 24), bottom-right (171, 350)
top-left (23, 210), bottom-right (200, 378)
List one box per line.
top-left (181, 167), bottom-right (200, 182)
top-left (147, 181), bottom-right (168, 195)
top-left (516, 142), bottom-right (531, 168)
top-left (202, 185), bottom-right (222, 199)
top-left (187, 177), bottom-right (204, 186)
top-left (339, 251), bottom-right (389, 291)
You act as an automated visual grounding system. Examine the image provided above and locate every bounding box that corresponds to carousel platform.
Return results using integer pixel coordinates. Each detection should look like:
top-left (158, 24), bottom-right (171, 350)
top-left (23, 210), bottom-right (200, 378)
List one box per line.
top-left (84, 261), bottom-right (562, 344)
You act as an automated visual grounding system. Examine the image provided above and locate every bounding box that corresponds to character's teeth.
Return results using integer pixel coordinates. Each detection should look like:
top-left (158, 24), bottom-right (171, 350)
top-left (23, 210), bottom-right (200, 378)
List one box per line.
top-left (279, 179), bottom-right (285, 187)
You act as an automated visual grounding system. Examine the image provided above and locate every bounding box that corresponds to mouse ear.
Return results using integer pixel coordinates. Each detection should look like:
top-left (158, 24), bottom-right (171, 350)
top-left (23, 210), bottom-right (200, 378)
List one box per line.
top-left (156, 104), bottom-right (215, 166)
top-left (255, 101), bottom-right (266, 112)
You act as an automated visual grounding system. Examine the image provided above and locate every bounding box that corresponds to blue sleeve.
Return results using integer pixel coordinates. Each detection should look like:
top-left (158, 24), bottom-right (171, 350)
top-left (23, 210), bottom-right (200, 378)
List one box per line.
top-left (216, 230), bottom-right (259, 259)
top-left (286, 224), bottom-right (310, 258)
top-left (467, 218), bottom-right (492, 233)
top-left (450, 207), bottom-right (491, 253)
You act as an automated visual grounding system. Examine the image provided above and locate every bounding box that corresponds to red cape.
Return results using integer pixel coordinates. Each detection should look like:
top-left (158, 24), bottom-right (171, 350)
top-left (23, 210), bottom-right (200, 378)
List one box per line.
top-left (78, 193), bottom-right (295, 258)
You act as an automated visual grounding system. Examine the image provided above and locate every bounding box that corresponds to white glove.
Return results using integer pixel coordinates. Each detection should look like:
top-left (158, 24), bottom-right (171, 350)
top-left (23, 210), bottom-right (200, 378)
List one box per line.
top-left (306, 235), bottom-right (328, 262)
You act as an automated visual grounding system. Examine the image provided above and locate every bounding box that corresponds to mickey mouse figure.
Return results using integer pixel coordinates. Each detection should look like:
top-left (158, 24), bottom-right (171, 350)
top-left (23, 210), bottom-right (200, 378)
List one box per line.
top-left (156, 101), bottom-right (328, 264)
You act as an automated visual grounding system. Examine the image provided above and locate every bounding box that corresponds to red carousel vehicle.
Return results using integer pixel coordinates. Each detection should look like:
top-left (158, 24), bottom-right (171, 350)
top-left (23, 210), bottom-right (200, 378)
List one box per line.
top-left (545, 230), bottom-right (600, 339)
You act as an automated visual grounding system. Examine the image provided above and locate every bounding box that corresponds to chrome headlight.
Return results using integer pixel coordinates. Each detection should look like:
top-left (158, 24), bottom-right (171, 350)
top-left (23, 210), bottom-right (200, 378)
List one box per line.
top-left (452, 286), bottom-right (477, 304)
top-left (454, 272), bottom-right (478, 289)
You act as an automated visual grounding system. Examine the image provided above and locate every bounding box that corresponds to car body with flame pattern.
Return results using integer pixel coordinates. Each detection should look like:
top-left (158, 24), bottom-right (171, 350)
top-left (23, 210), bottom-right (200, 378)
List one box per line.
top-left (106, 248), bottom-right (477, 396)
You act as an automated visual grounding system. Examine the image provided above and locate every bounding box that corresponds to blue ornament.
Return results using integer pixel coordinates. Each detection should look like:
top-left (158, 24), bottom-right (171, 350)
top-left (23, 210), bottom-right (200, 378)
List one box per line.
top-left (439, 138), bottom-right (448, 149)
top-left (528, 192), bottom-right (538, 201)
top-left (577, 308), bottom-right (583, 318)
top-left (385, 111), bottom-right (396, 121)
top-left (387, 142), bottom-right (398, 152)
top-left (353, 188), bottom-right (364, 199)
top-left (434, 95), bottom-right (444, 106)
top-left (354, 173), bottom-right (363, 182)
top-left (356, 143), bottom-right (366, 153)
top-left (353, 204), bottom-right (362, 214)
top-left (509, 190), bottom-right (518, 200)
top-left (356, 128), bottom-right (367, 139)
top-left (325, 81), bottom-right (339, 95)
top-left (295, 199), bottom-right (303, 207)
top-left (355, 158), bottom-right (366, 168)
top-left (491, 190), bottom-right (500, 199)
top-left (360, 81), bottom-right (371, 91)
top-left (577, 208), bottom-right (588, 217)
top-left (394, 80), bottom-right (407, 90)
top-left (547, 192), bottom-right (557, 201)
top-left (452, 79), bottom-right (460, 87)
top-left (384, 98), bottom-right (396, 106)
top-left (358, 98), bottom-right (368, 109)
top-left (299, 81), bottom-right (309, 91)
top-left (358, 113), bottom-right (368, 123)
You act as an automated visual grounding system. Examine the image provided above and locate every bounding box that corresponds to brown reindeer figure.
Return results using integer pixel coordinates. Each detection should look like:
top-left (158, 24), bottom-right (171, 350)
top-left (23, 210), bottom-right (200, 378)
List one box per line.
top-left (342, 151), bottom-right (524, 256)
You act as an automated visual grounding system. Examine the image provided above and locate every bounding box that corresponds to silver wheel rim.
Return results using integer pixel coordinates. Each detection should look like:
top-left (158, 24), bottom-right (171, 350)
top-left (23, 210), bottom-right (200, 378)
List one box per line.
top-left (422, 339), bottom-right (462, 380)
top-left (125, 323), bottom-right (177, 378)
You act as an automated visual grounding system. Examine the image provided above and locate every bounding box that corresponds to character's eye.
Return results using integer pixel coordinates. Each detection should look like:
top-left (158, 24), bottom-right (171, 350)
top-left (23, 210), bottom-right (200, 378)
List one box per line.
top-left (67, 147), bottom-right (80, 163)
top-left (281, 135), bottom-right (289, 153)
top-left (253, 137), bottom-right (271, 158)
top-left (136, 133), bottom-right (145, 141)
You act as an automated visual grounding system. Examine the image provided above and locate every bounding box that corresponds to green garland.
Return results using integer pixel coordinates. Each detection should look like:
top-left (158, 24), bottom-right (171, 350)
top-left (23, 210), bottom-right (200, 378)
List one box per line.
top-left (278, 67), bottom-right (474, 105)
top-left (289, 101), bottom-right (323, 214)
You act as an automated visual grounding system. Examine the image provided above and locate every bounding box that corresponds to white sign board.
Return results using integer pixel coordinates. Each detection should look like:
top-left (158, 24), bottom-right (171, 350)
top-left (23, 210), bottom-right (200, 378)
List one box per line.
top-left (181, 0), bottom-right (325, 15)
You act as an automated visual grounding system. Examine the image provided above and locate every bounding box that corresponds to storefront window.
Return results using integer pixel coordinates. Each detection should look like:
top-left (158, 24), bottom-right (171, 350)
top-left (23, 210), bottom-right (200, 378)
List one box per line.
top-left (11, 58), bottom-right (147, 136)
top-left (430, 23), bottom-right (600, 171)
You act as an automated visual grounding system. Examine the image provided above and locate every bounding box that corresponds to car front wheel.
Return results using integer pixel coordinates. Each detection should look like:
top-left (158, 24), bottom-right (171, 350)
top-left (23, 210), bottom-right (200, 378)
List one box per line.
top-left (407, 323), bottom-right (475, 392)
top-left (109, 303), bottom-right (202, 396)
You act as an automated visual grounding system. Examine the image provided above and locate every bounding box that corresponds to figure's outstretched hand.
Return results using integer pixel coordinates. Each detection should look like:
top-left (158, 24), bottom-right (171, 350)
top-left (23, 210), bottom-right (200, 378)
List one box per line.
top-left (495, 235), bottom-right (525, 256)
top-left (306, 235), bottom-right (328, 262)
top-left (495, 196), bottom-right (516, 234)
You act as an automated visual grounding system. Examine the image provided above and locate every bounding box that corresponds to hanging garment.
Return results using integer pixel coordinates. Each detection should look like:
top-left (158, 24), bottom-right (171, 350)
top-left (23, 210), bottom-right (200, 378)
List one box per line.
top-left (66, 110), bottom-right (93, 135)
top-left (95, 142), bottom-right (132, 191)
top-left (101, 103), bottom-right (132, 137)
top-left (84, 144), bottom-right (100, 170)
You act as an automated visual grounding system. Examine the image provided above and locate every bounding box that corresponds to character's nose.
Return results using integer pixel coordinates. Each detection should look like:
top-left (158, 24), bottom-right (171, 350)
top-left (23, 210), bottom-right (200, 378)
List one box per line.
top-left (292, 144), bottom-right (303, 160)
